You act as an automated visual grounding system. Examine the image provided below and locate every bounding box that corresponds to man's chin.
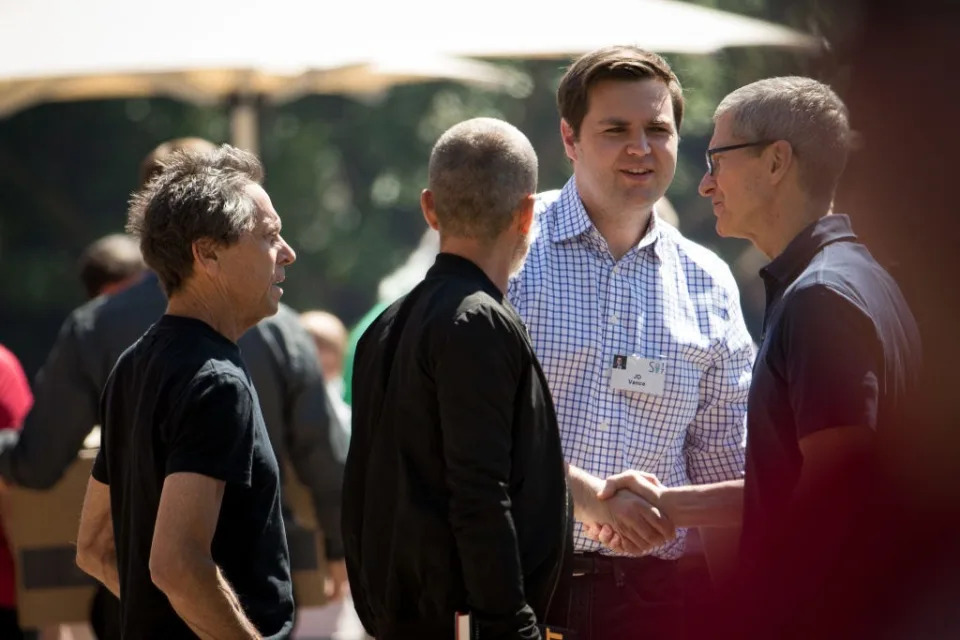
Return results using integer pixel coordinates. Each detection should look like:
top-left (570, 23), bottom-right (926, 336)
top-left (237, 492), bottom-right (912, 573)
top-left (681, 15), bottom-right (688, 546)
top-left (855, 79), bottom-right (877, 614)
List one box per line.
top-left (509, 244), bottom-right (531, 279)
top-left (254, 299), bottom-right (281, 323)
top-left (714, 215), bottom-right (737, 239)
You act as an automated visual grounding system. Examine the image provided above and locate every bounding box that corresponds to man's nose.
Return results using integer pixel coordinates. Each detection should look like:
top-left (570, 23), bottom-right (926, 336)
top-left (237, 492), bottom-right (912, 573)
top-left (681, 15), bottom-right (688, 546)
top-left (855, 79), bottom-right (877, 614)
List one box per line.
top-left (698, 171), bottom-right (715, 198)
top-left (279, 236), bottom-right (296, 265)
top-left (626, 132), bottom-right (651, 156)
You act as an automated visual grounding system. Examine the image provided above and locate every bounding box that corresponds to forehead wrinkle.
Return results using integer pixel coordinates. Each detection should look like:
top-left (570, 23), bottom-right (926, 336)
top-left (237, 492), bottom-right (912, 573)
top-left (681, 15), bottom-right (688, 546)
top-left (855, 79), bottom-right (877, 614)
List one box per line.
top-left (261, 210), bottom-right (281, 232)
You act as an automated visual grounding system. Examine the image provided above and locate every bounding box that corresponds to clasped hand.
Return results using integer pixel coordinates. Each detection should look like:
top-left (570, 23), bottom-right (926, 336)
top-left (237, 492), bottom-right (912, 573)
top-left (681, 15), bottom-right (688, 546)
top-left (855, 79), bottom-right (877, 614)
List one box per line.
top-left (582, 471), bottom-right (675, 554)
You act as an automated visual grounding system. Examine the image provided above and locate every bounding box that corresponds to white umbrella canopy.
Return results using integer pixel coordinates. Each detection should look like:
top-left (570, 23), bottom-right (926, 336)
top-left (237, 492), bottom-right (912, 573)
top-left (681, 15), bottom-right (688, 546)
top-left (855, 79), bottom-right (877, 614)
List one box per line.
top-left (364, 0), bottom-right (819, 59)
top-left (0, 56), bottom-right (526, 117)
top-left (0, 2), bottom-right (527, 150)
top-left (0, 0), bottom-right (818, 149)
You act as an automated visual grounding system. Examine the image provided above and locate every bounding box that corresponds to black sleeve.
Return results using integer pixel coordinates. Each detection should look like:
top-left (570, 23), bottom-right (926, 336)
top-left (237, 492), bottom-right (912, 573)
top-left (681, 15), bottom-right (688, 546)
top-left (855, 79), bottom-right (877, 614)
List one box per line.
top-left (91, 445), bottom-right (108, 484)
top-left (782, 286), bottom-right (882, 439)
top-left (342, 323), bottom-right (381, 636)
top-left (435, 306), bottom-right (539, 639)
top-left (164, 372), bottom-right (255, 486)
top-left (0, 311), bottom-right (101, 489)
top-left (277, 323), bottom-right (347, 559)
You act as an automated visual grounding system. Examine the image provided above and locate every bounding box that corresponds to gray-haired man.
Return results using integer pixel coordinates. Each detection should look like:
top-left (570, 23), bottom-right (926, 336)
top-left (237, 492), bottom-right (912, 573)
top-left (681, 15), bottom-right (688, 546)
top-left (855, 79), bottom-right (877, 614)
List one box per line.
top-left (593, 76), bottom-right (921, 633)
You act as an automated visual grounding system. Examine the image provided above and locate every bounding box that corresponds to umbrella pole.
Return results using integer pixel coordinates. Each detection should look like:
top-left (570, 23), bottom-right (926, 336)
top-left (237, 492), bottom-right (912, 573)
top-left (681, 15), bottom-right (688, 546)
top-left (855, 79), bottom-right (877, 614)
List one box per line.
top-left (229, 93), bottom-right (260, 156)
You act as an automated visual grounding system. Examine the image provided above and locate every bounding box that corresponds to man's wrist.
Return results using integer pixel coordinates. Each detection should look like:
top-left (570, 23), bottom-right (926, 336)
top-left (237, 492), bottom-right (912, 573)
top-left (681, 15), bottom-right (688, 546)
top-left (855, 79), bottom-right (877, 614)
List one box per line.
top-left (659, 480), bottom-right (744, 528)
top-left (659, 486), bottom-right (695, 528)
top-left (568, 465), bottom-right (604, 522)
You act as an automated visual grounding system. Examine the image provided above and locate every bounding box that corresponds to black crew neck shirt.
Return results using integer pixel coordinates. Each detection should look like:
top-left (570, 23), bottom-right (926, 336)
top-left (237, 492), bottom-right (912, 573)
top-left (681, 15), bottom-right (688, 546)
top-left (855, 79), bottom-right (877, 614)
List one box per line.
top-left (93, 315), bottom-right (294, 639)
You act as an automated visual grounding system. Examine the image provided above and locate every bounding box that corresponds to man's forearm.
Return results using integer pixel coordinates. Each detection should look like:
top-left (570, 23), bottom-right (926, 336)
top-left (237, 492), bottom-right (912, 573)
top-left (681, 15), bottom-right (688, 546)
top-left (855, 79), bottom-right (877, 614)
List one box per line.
top-left (660, 479), bottom-right (744, 528)
top-left (156, 554), bottom-right (260, 640)
top-left (94, 549), bottom-right (120, 599)
top-left (77, 546), bottom-right (121, 599)
top-left (567, 464), bottom-right (605, 523)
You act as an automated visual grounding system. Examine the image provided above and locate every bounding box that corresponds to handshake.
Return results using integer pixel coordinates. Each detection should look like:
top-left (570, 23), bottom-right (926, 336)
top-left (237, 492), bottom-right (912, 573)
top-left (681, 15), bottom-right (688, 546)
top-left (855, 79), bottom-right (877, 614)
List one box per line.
top-left (578, 470), bottom-right (678, 555)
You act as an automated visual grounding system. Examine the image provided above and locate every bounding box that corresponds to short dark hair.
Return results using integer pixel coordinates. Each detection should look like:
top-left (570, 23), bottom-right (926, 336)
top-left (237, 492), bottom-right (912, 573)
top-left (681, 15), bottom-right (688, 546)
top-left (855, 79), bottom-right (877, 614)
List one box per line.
top-left (126, 145), bottom-right (264, 296)
top-left (558, 46), bottom-right (684, 138)
top-left (428, 117), bottom-right (538, 241)
top-left (77, 233), bottom-right (145, 298)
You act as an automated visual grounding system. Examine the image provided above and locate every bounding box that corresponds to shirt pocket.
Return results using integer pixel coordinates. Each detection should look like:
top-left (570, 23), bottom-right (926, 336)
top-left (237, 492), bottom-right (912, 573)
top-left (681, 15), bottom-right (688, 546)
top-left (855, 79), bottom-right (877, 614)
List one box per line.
top-left (615, 340), bottom-right (706, 462)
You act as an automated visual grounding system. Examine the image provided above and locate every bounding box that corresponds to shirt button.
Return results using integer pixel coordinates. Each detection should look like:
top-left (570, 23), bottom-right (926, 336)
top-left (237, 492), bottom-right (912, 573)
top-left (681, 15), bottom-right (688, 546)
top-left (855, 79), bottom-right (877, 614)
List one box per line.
top-left (598, 422), bottom-right (610, 432)
top-left (609, 314), bottom-right (618, 325)
top-left (612, 265), bottom-right (619, 275)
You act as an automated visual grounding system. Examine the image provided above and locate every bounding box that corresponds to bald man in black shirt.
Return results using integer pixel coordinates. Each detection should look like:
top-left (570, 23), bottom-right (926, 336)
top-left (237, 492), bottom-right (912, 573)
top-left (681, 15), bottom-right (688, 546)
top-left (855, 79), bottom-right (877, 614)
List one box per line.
top-left (344, 118), bottom-right (572, 640)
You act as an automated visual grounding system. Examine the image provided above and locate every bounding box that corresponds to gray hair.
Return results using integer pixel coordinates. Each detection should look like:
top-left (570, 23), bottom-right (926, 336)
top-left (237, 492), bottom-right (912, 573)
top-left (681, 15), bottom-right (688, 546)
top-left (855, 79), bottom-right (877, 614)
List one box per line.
top-left (428, 117), bottom-right (538, 241)
top-left (714, 76), bottom-right (851, 203)
top-left (126, 144), bottom-right (264, 295)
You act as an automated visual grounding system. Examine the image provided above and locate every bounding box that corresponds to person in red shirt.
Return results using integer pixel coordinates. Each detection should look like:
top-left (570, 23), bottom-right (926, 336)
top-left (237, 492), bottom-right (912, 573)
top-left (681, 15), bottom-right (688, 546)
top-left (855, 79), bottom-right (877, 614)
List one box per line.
top-left (0, 343), bottom-right (33, 639)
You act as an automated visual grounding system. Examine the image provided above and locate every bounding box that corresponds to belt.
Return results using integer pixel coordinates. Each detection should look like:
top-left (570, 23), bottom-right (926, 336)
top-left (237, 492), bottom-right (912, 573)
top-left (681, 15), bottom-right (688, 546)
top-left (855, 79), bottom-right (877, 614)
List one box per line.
top-left (537, 624), bottom-right (578, 639)
top-left (571, 552), bottom-right (672, 577)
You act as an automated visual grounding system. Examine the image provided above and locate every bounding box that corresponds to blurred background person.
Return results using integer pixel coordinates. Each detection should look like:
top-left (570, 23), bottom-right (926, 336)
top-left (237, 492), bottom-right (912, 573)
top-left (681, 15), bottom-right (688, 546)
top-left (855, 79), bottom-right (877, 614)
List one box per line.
top-left (300, 311), bottom-right (348, 395)
top-left (77, 233), bottom-right (145, 299)
top-left (0, 344), bottom-right (32, 640)
top-left (301, 309), bottom-right (352, 431)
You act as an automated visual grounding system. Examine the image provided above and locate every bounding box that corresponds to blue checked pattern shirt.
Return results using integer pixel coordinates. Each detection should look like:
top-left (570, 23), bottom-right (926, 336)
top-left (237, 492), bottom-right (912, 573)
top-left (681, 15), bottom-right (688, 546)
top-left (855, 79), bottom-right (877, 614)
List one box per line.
top-left (508, 178), bottom-right (754, 558)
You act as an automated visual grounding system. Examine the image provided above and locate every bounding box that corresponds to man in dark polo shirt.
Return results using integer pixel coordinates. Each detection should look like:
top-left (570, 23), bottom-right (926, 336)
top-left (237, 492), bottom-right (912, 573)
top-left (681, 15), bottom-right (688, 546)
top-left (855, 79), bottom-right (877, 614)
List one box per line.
top-left (343, 118), bottom-right (572, 639)
top-left (75, 145), bottom-right (296, 638)
top-left (588, 77), bottom-right (921, 634)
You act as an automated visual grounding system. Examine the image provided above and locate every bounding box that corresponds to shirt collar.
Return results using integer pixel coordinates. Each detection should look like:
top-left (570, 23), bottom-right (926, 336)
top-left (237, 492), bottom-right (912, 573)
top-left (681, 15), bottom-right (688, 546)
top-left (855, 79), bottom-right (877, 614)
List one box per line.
top-left (426, 253), bottom-right (504, 302)
top-left (548, 176), bottom-right (663, 258)
top-left (548, 177), bottom-right (595, 243)
top-left (760, 214), bottom-right (858, 285)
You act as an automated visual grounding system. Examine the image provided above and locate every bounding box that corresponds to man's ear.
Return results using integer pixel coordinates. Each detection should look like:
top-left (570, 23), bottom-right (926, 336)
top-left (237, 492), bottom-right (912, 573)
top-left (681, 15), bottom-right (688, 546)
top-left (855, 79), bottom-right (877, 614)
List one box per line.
top-left (516, 194), bottom-right (535, 235)
top-left (191, 238), bottom-right (220, 276)
top-left (421, 189), bottom-right (440, 231)
top-left (767, 140), bottom-right (794, 185)
top-left (560, 119), bottom-right (578, 163)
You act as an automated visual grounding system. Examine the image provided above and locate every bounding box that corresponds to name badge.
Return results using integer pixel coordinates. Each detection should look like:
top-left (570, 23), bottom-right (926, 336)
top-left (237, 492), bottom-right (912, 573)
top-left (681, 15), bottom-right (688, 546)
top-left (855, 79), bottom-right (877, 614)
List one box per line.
top-left (610, 354), bottom-right (667, 396)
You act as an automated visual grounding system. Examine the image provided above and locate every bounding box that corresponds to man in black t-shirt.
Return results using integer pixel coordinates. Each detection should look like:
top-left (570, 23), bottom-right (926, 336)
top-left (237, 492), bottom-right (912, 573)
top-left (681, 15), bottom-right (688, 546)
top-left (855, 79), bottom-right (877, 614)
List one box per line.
top-left (75, 144), bottom-right (297, 638)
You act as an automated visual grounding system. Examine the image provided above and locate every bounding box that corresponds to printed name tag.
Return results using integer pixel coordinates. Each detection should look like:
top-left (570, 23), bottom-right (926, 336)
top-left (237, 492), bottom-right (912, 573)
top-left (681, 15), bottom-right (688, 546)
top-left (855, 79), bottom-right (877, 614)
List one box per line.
top-left (610, 354), bottom-right (667, 396)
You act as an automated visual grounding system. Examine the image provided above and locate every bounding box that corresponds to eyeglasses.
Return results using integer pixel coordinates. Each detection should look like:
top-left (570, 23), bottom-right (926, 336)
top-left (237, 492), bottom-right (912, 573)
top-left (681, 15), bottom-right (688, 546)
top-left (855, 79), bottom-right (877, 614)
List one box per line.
top-left (704, 141), bottom-right (773, 176)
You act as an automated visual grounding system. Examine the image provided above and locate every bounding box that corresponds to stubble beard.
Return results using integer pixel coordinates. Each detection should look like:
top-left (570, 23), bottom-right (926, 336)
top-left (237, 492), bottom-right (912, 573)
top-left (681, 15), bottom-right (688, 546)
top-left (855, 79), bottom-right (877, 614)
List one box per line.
top-left (509, 233), bottom-right (532, 279)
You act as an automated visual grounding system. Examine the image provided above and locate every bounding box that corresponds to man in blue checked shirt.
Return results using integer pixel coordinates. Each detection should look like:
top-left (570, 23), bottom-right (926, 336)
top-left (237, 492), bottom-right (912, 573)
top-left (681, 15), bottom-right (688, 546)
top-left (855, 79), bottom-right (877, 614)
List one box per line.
top-left (508, 46), bottom-right (754, 640)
